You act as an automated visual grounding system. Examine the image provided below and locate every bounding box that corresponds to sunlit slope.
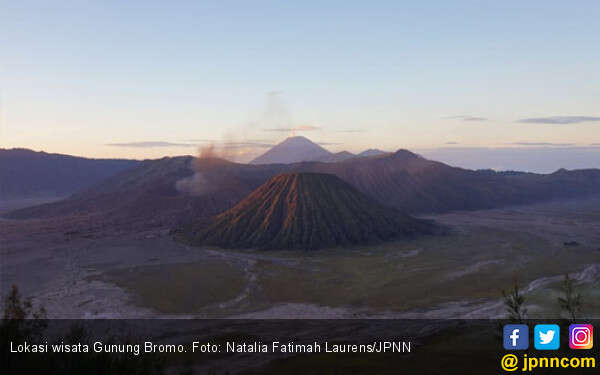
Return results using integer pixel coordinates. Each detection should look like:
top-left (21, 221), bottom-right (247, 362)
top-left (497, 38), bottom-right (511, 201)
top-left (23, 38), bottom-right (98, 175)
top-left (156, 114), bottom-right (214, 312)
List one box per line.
top-left (185, 173), bottom-right (435, 250)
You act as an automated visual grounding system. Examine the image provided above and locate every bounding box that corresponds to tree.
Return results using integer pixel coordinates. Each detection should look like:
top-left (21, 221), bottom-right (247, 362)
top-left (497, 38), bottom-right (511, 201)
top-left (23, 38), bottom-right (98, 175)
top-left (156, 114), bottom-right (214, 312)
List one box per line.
top-left (2, 284), bottom-right (46, 319)
top-left (558, 273), bottom-right (581, 321)
top-left (502, 281), bottom-right (527, 323)
top-left (1, 285), bottom-right (47, 374)
top-left (1, 285), bottom-right (166, 374)
top-left (1, 284), bottom-right (47, 339)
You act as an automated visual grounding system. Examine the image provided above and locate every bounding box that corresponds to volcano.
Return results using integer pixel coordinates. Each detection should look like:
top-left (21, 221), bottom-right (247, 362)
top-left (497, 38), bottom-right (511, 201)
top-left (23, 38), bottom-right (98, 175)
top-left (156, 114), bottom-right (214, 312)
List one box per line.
top-left (183, 172), bottom-right (435, 250)
top-left (250, 136), bottom-right (332, 164)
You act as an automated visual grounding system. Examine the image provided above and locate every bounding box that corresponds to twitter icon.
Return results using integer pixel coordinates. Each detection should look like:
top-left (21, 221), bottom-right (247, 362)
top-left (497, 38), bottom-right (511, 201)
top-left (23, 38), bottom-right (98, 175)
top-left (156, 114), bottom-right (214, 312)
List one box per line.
top-left (535, 324), bottom-right (560, 350)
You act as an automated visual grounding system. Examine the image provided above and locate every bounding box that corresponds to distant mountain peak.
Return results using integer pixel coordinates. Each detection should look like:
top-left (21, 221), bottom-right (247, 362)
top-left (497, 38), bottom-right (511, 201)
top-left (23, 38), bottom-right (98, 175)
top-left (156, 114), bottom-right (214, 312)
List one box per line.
top-left (392, 149), bottom-right (421, 159)
top-left (250, 136), bottom-right (332, 165)
top-left (357, 149), bottom-right (388, 158)
top-left (281, 135), bottom-right (313, 144)
top-left (317, 151), bottom-right (355, 163)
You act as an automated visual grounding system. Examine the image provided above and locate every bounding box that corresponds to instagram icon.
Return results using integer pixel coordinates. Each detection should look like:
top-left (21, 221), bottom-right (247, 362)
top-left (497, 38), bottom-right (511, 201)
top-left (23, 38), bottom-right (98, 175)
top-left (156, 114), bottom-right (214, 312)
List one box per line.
top-left (569, 324), bottom-right (593, 349)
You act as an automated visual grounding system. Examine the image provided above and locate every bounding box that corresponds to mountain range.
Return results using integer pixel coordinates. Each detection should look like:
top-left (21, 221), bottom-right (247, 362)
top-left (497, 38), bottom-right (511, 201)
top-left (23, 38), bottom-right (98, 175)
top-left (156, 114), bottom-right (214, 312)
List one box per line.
top-left (8, 140), bottom-right (600, 234)
top-left (250, 136), bottom-right (388, 164)
top-left (0, 139), bottom-right (387, 202)
top-left (0, 148), bottom-right (138, 200)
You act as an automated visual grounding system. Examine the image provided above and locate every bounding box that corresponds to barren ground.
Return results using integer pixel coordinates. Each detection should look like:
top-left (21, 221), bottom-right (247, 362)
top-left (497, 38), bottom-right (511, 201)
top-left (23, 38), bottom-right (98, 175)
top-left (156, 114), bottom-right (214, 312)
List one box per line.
top-left (1, 197), bottom-right (599, 318)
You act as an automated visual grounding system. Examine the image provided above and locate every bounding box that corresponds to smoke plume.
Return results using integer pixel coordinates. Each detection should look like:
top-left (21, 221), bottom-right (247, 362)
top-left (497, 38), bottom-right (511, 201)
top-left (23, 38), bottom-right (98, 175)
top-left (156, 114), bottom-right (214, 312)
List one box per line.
top-left (175, 144), bottom-right (223, 196)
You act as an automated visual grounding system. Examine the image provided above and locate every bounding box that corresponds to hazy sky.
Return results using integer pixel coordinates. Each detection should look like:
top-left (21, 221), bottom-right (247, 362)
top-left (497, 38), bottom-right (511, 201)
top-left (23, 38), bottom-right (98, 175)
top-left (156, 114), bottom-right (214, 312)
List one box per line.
top-left (1, 1), bottom-right (599, 170)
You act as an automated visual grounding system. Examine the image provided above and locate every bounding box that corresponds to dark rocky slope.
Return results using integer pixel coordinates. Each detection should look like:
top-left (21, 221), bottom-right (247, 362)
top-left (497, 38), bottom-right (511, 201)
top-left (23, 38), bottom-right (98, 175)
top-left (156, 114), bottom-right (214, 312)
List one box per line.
top-left (182, 173), bottom-right (435, 250)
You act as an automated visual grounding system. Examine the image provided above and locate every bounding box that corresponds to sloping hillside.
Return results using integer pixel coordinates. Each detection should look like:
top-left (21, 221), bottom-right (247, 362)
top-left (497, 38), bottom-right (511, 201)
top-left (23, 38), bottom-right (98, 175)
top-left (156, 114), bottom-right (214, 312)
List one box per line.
top-left (182, 173), bottom-right (435, 250)
top-left (0, 148), bottom-right (138, 200)
top-left (7, 157), bottom-right (287, 229)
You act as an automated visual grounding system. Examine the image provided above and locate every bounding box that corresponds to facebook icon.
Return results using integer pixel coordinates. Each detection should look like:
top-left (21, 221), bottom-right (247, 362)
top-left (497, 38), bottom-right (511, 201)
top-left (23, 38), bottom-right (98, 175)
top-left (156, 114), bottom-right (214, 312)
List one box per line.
top-left (503, 324), bottom-right (529, 350)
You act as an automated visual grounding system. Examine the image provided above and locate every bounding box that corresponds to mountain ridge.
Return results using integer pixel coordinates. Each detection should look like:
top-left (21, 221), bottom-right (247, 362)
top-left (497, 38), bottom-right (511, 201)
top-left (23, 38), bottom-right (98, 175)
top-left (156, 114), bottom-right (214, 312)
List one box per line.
top-left (357, 149), bottom-right (388, 157)
top-left (8, 147), bottom-right (600, 232)
top-left (0, 148), bottom-right (139, 200)
top-left (250, 136), bottom-right (389, 164)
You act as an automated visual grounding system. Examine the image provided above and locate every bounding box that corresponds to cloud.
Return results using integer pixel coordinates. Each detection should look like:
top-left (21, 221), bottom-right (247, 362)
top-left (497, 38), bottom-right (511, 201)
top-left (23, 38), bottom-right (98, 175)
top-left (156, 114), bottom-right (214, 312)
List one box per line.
top-left (184, 139), bottom-right (273, 149)
top-left (509, 142), bottom-right (575, 147)
top-left (335, 129), bottom-right (365, 133)
top-left (317, 141), bottom-right (343, 146)
top-left (517, 116), bottom-right (600, 124)
top-left (444, 115), bottom-right (487, 122)
top-left (445, 141), bottom-right (459, 145)
top-left (264, 125), bottom-right (320, 132)
top-left (106, 141), bottom-right (196, 148)
top-left (219, 141), bottom-right (273, 149)
top-left (416, 147), bottom-right (600, 174)
top-left (108, 140), bottom-right (274, 150)
top-left (184, 138), bottom-right (216, 143)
